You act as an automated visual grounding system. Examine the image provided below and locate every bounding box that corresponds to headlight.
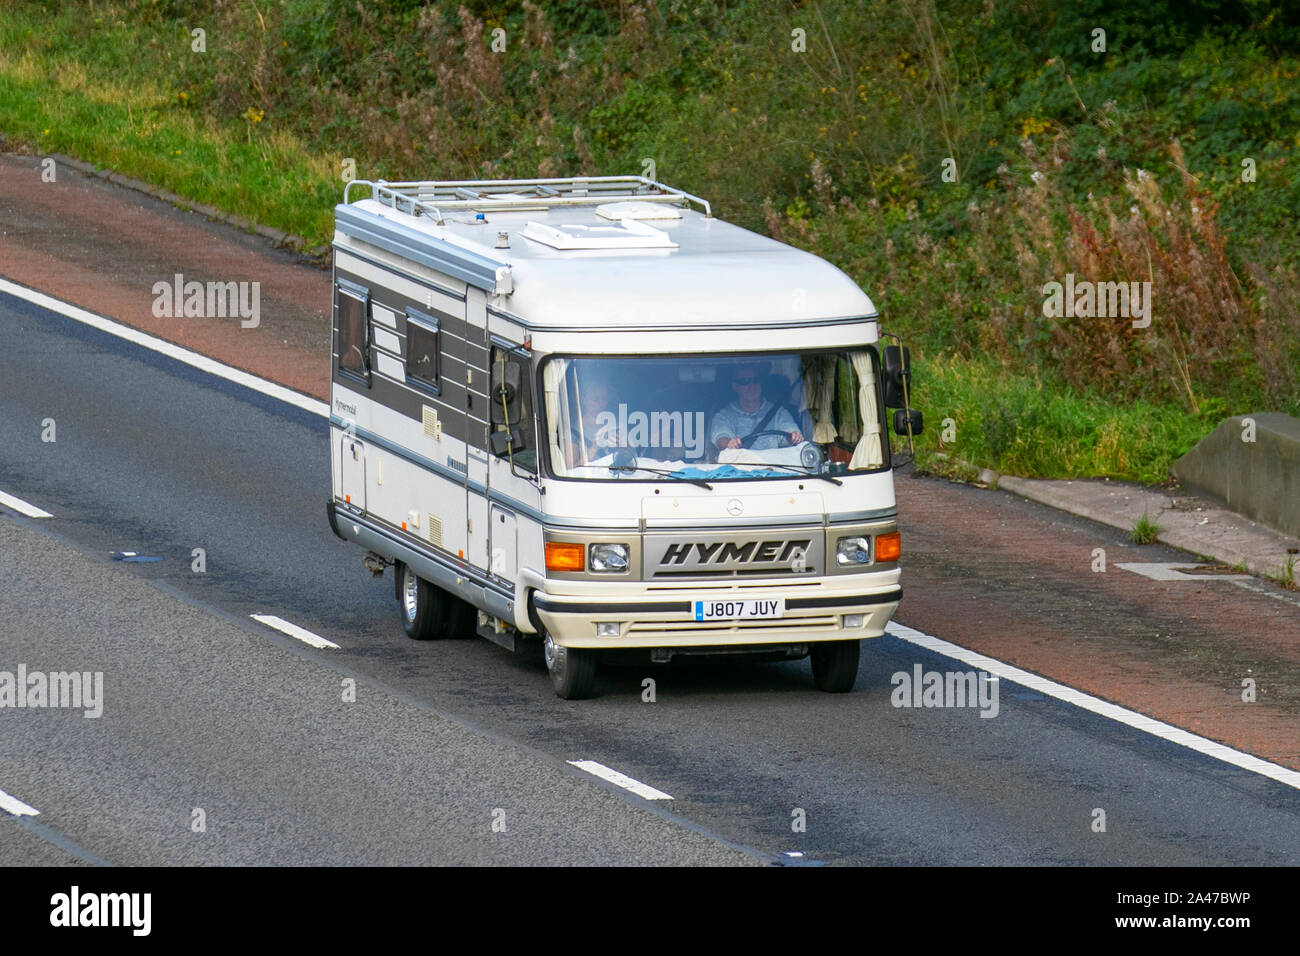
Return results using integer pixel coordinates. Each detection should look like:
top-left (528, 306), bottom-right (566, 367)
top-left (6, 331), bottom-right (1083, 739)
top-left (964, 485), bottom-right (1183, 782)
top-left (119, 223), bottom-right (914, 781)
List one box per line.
top-left (589, 543), bottom-right (629, 573)
top-left (835, 536), bottom-right (872, 566)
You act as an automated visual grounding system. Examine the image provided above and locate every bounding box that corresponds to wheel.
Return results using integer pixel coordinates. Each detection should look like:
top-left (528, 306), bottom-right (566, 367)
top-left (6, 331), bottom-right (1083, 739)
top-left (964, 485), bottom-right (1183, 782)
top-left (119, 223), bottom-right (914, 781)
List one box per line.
top-left (439, 595), bottom-right (475, 639)
top-left (399, 562), bottom-right (444, 640)
top-left (543, 633), bottom-right (597, 699)
top-left (811, 639), bottom-right (860, 692)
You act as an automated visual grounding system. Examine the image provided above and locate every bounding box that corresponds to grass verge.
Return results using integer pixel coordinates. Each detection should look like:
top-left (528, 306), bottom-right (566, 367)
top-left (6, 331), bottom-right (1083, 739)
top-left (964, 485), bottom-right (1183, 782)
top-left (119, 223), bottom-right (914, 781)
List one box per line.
top-left (0, 8), bottom-right (337, 244)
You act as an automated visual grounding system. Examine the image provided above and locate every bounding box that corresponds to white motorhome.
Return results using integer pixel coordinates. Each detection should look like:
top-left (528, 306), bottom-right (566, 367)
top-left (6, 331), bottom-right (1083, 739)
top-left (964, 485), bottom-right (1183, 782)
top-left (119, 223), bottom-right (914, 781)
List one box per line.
top-left (327, 176), bottom-right (921, 698)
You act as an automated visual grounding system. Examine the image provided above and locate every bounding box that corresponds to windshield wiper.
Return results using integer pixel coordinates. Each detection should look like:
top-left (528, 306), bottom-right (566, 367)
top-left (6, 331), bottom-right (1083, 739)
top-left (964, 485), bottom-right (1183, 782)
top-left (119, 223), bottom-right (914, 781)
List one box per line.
top-left (729, 461), bottom-right (843, 486)
top-left (606, 449), bottom-right (713, 488)
top-left (608, 462), bottom-right (713, 489)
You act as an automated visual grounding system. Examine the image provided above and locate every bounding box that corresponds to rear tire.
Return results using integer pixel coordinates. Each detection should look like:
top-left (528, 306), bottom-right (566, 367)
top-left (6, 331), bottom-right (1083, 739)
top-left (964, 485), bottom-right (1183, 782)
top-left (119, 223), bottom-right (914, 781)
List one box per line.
top-left (811, 639), bottom-right (860, 692)
top-left (399, 562), bottom-right (443, 640)
top-left (439, 595), bottom-right (475, 639)
top-left (544, 633), bottom-right (597, 699)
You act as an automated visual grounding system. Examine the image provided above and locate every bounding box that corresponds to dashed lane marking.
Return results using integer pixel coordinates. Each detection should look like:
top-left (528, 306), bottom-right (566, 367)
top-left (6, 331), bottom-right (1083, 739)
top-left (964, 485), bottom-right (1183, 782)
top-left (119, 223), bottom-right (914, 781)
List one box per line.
top-left (0, 489), bottom-right (53, 519)
top-left (250, 614), bottom-right (340, 650)
top-left (0, 786), bottom-right (40, 817)
top-left (567, 760), bottom-right (674, 801)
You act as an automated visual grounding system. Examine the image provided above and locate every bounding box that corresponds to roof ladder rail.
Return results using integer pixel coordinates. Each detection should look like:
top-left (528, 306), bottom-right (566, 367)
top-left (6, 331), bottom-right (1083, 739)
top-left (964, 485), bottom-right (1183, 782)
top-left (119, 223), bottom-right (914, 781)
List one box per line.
top-left (344, 179), bottom-right (446, 225)
top-left (342, 176), bottom-right (711, 219)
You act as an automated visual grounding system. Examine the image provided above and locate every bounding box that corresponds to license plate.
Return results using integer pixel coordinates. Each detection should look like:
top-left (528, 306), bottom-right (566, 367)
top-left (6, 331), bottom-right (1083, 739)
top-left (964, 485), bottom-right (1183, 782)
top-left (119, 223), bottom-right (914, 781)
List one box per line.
top-left (694, 598), bottom-right (785, 621)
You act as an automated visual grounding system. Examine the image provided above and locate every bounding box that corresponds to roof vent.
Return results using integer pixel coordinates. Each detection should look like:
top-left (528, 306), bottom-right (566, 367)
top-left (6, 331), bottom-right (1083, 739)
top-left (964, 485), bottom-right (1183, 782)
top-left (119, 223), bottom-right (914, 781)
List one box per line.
top-left (595, 200), bottom-right (682, 221)
top-left (521, 219), bottom-right (677, 250)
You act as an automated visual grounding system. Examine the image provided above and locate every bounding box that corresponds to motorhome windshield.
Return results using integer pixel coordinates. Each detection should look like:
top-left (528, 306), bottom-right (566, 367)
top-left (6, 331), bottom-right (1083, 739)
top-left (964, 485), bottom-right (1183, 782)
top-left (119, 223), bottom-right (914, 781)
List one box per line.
top-left (540, 350), bottom-right (889, 481)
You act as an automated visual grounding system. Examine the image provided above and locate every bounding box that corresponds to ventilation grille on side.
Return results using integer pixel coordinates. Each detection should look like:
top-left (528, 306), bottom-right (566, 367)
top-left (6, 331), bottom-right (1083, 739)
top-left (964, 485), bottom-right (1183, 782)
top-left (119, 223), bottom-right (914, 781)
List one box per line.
top-left (422, 406), bottom-right (442, 440)
top-left (427, 514), bottom-right (444, 548)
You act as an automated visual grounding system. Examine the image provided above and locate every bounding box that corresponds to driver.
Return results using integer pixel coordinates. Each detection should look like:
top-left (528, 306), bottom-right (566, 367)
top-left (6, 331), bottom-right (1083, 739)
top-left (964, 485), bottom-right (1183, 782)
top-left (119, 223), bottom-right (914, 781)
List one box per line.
top-left (567, 377), bottom-right (622, 466)
top-left (710, 363), bottom-right (804, 455)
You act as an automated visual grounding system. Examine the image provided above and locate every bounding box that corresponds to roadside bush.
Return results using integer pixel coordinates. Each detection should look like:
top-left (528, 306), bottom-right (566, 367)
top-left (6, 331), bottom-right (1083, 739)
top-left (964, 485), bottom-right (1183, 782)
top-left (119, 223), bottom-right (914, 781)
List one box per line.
top-left (5, 0), bottom-right (1299, 479)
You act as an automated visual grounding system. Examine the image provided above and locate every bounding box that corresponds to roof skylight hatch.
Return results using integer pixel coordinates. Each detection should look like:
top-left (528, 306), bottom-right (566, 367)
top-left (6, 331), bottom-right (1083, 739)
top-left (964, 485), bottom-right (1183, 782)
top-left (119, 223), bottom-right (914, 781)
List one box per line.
top-left (594, 201), bottom-right (682, 221)
top-left (521, 218), bottom-right (678, 250)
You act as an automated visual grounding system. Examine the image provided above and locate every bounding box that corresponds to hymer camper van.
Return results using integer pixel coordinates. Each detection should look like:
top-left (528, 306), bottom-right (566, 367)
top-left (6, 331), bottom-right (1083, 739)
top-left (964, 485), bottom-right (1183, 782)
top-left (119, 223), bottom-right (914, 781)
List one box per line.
top-left (326, 176), bottom-right (921, 698)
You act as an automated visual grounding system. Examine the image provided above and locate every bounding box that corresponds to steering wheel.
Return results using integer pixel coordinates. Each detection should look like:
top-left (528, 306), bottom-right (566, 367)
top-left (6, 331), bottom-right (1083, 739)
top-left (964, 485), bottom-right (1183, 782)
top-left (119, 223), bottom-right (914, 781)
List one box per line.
top-left (741, 430), bottom-right (795, 449)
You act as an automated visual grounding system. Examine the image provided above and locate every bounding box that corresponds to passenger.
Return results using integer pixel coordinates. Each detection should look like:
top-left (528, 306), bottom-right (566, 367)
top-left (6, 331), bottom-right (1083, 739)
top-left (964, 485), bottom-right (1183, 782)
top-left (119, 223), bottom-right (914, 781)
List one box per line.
top-left (567, 378), bottom-right (622, 466)
top-left (710, 363), bottom-right (804, 456)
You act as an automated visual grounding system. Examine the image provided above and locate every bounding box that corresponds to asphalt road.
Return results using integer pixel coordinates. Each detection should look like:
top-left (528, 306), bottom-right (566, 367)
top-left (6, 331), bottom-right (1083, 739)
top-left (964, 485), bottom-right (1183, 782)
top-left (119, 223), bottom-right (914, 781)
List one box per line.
top-left (2, 291), bottom-right (1299, 865)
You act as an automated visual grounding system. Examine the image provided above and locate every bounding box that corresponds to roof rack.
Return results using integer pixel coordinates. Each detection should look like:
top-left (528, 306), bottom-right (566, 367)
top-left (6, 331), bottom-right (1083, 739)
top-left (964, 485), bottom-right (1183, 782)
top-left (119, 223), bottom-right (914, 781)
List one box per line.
top-left (342, 176), bottom-right (711, 224)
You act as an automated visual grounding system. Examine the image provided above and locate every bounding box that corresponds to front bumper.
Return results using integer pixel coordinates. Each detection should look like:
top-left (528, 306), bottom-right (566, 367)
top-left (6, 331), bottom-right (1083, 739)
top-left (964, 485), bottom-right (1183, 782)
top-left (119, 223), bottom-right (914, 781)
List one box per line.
top-left (533, 579), bottom-right (901, 649)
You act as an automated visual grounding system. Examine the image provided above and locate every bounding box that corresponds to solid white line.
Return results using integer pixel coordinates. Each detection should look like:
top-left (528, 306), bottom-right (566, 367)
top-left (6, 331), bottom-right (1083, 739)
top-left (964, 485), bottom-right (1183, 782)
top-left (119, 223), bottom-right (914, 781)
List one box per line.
top-left (0, 277), bottom-right (330, 419)
top-left (250, 614), bottom-right (340, 649)
top-left (0, 786), bottom-right (40, 817)
top-left (885, 620), bottom-right (1300, 792)
top-left (0, 489), bottom-right (53, 519)
top-left (568, 760), bottom-right (674, 801)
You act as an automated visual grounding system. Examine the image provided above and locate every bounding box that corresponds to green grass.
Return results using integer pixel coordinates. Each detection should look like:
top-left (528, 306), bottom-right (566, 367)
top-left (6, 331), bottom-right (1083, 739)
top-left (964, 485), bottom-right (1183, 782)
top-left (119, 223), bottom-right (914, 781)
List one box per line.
top-left (1129, 512), bottom-right (1165, 545)
top-left (0, 9), bottom-right (337, 246)
top-left (909, 356), bottom-right (1214, 482)
top-left (1, 0), bottom-right (1297, 485)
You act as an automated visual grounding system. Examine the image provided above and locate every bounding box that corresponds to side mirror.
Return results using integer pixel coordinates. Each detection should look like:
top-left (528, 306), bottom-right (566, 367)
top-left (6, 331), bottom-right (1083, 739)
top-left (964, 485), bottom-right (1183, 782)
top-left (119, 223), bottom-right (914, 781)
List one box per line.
top-left (882, 345), bottom-right (912, 408)
top-left (490, 426), bottom-right (524, 457)
top-left (490, 360), bottom-right (523, 425)
top-left (893, 408), bottom-right (924, 436)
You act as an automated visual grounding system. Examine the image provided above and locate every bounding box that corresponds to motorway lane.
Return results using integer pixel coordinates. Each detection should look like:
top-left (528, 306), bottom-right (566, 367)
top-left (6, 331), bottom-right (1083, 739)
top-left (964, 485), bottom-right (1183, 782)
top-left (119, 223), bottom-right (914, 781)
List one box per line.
top-left (2, 292), bottom-right (1299, 865)
top-left (0, 518), bottom-right (755, 865)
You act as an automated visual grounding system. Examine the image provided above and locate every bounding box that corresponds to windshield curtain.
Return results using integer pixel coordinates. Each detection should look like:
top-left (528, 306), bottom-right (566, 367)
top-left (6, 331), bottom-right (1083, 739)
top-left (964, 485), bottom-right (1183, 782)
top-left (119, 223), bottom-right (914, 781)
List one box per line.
top-left (542, 350), bottom-right (887, 480)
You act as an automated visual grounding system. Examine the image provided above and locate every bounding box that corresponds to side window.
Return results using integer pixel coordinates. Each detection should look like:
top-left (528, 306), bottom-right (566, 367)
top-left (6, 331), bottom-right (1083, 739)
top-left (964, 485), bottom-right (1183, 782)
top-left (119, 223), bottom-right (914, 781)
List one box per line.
top-left (405, 309), bottom-right (440, 395)
top-left (489, 346), bottom-right (536, 473)
top-left (336, 283), bottom-right (369, 383)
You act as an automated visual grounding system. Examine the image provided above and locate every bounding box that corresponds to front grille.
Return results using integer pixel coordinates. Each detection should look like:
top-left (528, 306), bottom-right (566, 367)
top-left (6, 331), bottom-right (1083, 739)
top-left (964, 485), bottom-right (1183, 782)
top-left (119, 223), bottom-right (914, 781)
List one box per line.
top-left (649, 569), bottom-right (735, 578)
top-left (648, 567), bottom-right (819, 579)
top-left (645, 579), bottom-right (823, 592)
top-left (624, 614), bottom-right (839, 635)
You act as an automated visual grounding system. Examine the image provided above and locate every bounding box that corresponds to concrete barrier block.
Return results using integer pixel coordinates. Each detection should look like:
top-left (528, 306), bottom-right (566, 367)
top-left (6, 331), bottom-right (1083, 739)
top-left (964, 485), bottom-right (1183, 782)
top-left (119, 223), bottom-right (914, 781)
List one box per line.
top-left (1172, 413), bottom-right (1300, 538)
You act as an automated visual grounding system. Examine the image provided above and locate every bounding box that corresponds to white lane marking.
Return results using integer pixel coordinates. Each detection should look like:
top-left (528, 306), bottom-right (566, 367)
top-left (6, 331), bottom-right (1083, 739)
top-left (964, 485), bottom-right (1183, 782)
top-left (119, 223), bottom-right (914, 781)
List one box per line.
top-left (886, 621), bottom-right (1300, 793)
top-left (0, 278), bottom-right (329, 419)
top-left (1118, 562), bottom-right (1300, 608)
top-left (1117, 562), bottom-right (1243, 581)
top-left (567, 760), bottom-right (674, 801)
top-left (250, 614), bottom-right (340, 650)
top-left (1117, 562), bottom-right (1210, 581)
top-left (0, 787), bottom-right (40, 817)
top-left (0, 489), bottom-right (53, 519)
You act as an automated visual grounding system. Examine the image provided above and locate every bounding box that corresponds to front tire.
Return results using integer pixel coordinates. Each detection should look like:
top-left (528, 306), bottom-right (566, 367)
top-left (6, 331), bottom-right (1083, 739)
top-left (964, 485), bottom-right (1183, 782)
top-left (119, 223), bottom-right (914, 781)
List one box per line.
top-left (811, 639), bottom-right (860, 692)
top-left (544, 633), bottom-right (597, 699)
